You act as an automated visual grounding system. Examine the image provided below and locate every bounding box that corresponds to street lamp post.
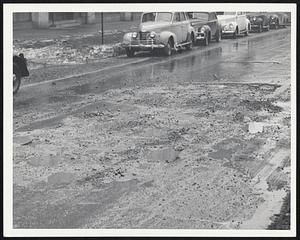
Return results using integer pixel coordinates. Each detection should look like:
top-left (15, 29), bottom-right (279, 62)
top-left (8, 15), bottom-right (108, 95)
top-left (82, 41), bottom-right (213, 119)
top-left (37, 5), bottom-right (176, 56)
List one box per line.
top-left (101, 12), bottom-right (104, 44)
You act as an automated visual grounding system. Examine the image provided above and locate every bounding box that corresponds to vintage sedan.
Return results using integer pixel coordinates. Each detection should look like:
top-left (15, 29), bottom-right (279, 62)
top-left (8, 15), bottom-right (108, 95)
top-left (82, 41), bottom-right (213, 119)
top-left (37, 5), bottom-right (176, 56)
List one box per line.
top-left (186, 12), bottom-right (221, 46)
top-left (267, 12), bottom-right (289, 29)
top-left (122, 12), bottom-right (195, 57)
top-left (216, 11), bottom-right (250, 38)
top-left (246, 13), bottom-right (270, 32)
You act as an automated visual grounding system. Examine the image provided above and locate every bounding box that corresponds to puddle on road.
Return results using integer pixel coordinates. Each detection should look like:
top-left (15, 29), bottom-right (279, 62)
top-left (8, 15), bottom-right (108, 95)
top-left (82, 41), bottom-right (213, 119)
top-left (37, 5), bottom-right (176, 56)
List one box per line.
top-left (14, 135), bottom-right (33, 145)
top-left (28, 155), bottom-right (61, 167)
top-left (208, 138), bottom-right (246, 161)
top-left (239, 99), bottom-right (283, 113)
top-left (47, 172), bottom-right (76, 185)
top-left (146, 147), bottom-right (180, 163)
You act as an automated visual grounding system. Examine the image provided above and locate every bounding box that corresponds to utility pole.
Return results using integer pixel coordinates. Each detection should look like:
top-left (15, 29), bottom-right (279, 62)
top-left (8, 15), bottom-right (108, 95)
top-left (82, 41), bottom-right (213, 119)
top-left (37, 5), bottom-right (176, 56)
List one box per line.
top-left (101, 12), bottom-right (104, 44)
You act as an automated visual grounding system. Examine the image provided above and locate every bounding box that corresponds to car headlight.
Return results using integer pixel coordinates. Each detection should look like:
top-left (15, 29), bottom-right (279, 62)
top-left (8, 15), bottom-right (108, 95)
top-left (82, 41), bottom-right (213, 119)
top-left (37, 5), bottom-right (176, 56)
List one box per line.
top-left (200, 26), bottom-right (206, 32)
top-left (149, 31), bottom-right (156, 38)
top-left (228, 23), bottom-right (234, 30)
top-left (132, 32), bottom-right (138, 38)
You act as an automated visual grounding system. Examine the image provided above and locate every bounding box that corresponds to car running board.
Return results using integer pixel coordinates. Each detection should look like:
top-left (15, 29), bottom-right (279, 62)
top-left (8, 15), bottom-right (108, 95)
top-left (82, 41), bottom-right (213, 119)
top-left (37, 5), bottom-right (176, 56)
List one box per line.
top-left (174, 41), bottom-right (192, 50)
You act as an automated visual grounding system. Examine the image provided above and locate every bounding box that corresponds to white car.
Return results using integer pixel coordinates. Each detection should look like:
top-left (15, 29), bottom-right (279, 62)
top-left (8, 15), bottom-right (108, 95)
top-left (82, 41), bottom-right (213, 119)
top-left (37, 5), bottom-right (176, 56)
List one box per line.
top-left (122, 12), bottom-right (195, 57)
top-left (216, 11), bottom-right (250, 38)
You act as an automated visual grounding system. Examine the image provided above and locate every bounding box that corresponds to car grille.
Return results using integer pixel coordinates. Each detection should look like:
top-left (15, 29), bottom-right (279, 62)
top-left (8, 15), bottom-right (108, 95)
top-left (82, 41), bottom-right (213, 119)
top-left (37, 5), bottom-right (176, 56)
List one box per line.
top-left (131, 39), bottom-right (157, 45)
top-left (139, 31), bottom-right (149, 40)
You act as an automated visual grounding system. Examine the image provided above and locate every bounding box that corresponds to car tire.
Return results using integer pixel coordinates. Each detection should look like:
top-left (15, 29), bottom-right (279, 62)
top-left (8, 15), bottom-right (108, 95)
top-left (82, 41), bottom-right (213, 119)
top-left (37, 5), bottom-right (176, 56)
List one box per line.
top-left (13, 64), bottom-right (21, 94)
top-left (216, 29), bottom-right (221, 42)
top-left (125, 48), bottom-right (135, 57)
top-left (258, 24), bottom-right (262, 33)
top-left (186, 33), bottom-right (194, 50)
top-left (163, 39), bottom-right (172, 56)
top-left (244, 26), bottom-right (249, 36)
top-left (232, 28), bottom-right (238, 39)
top-left (203, 34), bottom-right (209, 46)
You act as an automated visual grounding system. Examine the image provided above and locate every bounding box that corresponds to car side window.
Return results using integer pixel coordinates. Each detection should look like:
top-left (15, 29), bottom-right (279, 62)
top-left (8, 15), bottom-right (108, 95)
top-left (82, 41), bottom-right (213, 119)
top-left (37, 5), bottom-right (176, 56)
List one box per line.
top-left (174, 12), bottom-right (181, 22)
top-left (208, 13), bottom-right (215, 21)
top-left (186, 12), bottom-right (193, 19)
top-left (180, 12), bottom-right (186, 21)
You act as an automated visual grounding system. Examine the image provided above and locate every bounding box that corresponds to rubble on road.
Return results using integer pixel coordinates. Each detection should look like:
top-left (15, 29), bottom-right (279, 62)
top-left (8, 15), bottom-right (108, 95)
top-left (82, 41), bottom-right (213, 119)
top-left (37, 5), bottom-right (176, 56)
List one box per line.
top-left (13, 33), bottom-right (126, 69)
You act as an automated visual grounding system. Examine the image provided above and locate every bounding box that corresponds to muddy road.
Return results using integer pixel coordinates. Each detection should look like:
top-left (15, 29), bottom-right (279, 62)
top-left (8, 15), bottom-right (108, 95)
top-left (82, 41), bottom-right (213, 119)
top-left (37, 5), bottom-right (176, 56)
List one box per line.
top-left (13, 28), bottom-right (291, 229)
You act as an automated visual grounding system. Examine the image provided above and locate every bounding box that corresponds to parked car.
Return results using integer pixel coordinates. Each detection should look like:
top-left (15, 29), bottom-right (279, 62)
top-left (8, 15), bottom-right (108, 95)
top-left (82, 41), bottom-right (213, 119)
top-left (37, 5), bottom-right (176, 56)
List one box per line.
top-left (122, 12), bottom-right (195, 57)
top-left (186, 12), bottom-right (222, 46)
top-left (267, 12), bottom-right (289, 29)
top-left (246, 13), bottom-right (270, 32)
top-left (216, 11), bottom-right (250, 38)
top-left (13, 53), bottom-right (29, 94)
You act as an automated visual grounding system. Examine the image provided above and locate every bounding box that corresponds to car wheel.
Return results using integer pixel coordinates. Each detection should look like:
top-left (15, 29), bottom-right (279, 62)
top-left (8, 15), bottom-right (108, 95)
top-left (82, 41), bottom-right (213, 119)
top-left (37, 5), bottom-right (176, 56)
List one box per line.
top-left (125, 48), bottom-right (135, 57)
top-left (244, 26), bottom-right (249, 36)
top-left (163, 39), bottom-right (172, 56)
top-left (186, 33), bottom-right (194, 50)
top-left (258, 24), bottom-right (262, 33)
top-left (203, 34), bottom-right (209, 46)
top-left (216, 29), bottom-right (221, 42)
top-left (13, 65), bottom-right (21, 94)
top-left (232, 28), bottom-right (238, 39)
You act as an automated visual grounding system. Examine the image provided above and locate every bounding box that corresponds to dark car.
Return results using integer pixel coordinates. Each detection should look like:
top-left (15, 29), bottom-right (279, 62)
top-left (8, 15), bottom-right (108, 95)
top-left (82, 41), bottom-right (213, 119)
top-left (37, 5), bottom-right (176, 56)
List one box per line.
top-left (247, 13), bottom-right (270, 32)
top-left (186, 12), bottom-right (221, 46)
top-left (13, 53), bottom-right (29, 94)
top-left (268, 14), bottom-right (280, 29)
top-left (268, 12), bottom-right (289, 28)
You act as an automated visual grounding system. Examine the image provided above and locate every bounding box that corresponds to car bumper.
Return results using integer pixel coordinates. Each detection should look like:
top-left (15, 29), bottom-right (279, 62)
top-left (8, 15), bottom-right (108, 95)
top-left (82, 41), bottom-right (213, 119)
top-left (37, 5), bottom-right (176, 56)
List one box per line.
top-left (250, 24), bottom-right (262, 31)
top-left (122, 41), bottom-right (165, 50)
top-left (221, 30), bottom-right (235, 35)
top-left (250, 24), bottom-right (260, 28)
top-left (195, 32), bottom-right (206, 40)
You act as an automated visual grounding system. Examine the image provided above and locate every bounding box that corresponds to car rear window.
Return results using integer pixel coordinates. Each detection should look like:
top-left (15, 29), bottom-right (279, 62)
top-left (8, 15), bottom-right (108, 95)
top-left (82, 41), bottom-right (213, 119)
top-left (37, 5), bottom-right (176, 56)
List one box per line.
top-left (142, 12), bottom-right (172, 22)
top-left (190, 12), bottom-right (209, 21)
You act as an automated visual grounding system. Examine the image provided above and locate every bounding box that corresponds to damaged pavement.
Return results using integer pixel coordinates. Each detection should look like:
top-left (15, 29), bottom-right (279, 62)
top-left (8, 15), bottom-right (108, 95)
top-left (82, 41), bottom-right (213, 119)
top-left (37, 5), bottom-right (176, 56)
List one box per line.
top-left (12, 27), bottom-right (291, 229)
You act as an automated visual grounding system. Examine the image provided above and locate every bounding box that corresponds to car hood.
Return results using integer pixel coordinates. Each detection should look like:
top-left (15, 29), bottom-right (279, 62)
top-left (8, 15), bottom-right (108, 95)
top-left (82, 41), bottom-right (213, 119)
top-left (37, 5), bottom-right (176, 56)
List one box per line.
top-left (249, 16), bottom-right (263, 22)
top-left (268, 14), bottom-right (278, 19)
top-left (139, 21), bottom-right (171, 32)
top-left (217, 15), bottom-right (236, 25)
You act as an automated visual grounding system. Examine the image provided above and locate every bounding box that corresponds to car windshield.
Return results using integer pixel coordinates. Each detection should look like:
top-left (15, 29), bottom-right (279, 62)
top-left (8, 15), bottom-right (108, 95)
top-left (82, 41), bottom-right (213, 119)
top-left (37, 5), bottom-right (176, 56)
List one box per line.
top-left (188, 12), bottom-right (209, 20)
top-left (142, 12), bottom-right (172, 22)
top-left (223, 12), bottom-right (237, 15)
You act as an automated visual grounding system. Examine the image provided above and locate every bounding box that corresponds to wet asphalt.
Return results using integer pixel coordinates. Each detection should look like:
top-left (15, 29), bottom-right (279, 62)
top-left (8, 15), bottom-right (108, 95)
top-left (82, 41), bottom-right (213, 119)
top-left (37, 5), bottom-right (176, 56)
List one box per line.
top-left (13, 27), bottom-right (290, 132)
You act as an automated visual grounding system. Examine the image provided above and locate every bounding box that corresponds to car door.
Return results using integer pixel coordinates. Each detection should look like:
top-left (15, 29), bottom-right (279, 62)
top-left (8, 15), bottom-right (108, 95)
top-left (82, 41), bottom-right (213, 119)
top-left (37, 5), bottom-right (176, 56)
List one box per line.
top-left (180, 12), bottom-right (189, 42)
top-left (171, 12), bottom-right (183, 43)
top-left (237, 11), bottom-right (246, 31)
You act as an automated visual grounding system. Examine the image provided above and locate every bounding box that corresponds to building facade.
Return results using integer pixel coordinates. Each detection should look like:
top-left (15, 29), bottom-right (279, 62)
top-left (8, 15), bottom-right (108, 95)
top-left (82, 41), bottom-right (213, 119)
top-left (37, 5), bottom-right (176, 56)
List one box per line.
top-left (13, 12), bottom-right (142, 29)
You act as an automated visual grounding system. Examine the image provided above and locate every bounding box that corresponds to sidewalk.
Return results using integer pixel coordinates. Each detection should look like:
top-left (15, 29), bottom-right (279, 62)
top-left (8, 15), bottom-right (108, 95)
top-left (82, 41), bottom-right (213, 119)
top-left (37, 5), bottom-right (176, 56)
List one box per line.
top-left (13, 20), bottom-right (140, 67)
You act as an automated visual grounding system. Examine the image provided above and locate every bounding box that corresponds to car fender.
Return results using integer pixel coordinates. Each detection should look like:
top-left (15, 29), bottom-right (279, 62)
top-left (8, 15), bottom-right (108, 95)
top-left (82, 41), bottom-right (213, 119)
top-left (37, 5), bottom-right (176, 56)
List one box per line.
top-left (198, 24), bottom-right (211, 35)
top-left (188, 24), bottom-right (195, 36)
top-left (246, 18), bottom-right (250, 29)
top-left (224, 21), bottom-right (238, 31)
top-left (159, 31), bottom-right (177, 45)
top-left (123, 32), bottom-right (133, 44)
